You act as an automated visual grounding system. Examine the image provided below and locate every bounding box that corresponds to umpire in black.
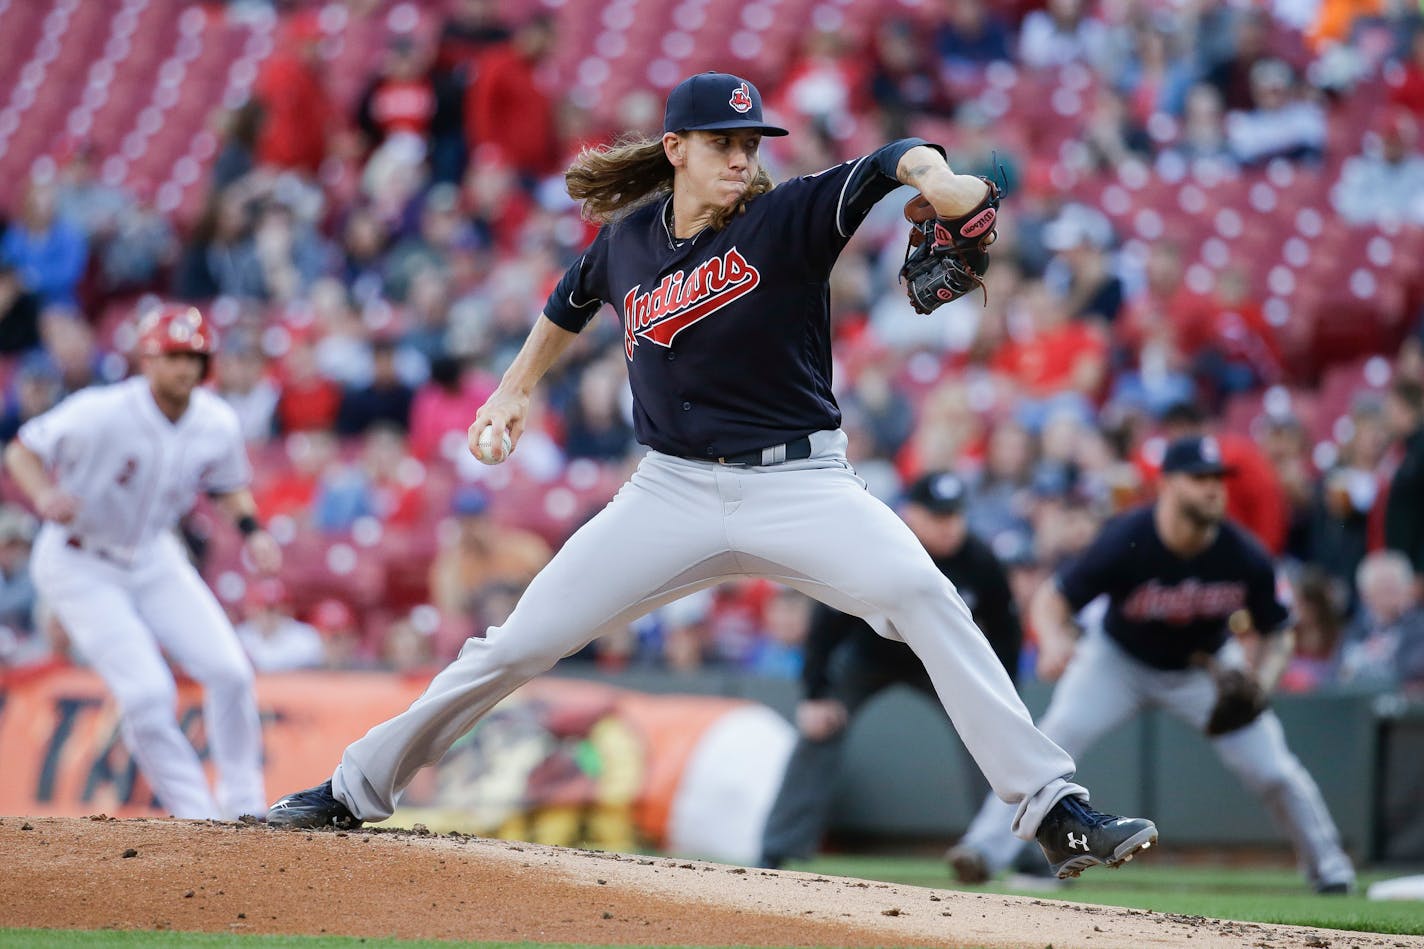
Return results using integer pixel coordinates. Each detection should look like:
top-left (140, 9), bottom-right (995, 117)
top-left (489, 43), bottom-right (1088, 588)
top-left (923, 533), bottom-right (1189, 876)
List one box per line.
top-left (759, 471), bottom-right (1021, 869)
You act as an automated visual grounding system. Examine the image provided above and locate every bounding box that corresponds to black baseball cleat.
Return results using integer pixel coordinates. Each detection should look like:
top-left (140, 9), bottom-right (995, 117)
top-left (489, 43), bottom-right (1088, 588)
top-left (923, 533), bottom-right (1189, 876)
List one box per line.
top-left (1035, 795), bottom-right (1157, 880)
top-left (266, 780), bottom-right (361, 830)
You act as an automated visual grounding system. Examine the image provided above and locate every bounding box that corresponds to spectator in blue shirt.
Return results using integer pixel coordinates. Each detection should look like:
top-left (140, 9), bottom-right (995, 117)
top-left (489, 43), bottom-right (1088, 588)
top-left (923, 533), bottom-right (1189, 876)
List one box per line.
top-left (0, 179), bottom-right (88, 309)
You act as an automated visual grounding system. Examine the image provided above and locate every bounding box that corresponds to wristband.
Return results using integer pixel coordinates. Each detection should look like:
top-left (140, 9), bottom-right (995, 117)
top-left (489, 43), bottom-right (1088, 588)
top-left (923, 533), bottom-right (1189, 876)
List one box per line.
top-left (237, 514), bottom-right (261, 537)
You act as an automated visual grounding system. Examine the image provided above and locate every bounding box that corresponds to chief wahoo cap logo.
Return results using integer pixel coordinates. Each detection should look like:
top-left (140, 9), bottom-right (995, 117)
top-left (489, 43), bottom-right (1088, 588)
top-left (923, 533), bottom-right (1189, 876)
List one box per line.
top-left (729, 82), bottom-right (753, 113)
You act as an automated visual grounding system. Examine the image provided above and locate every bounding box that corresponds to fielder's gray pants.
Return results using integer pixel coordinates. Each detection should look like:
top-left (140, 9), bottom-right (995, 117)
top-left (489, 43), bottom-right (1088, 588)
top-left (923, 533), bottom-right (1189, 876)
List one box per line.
top-left (332, 431), bottom-right (1086, 840)
top-left (957, 631), bottom-right (1355, 888)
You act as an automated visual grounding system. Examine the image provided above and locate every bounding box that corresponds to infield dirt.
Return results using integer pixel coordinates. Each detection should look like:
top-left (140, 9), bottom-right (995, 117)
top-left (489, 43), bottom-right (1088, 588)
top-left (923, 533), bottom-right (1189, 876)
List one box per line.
top-left (3, 816), bottom-right (1420, 948)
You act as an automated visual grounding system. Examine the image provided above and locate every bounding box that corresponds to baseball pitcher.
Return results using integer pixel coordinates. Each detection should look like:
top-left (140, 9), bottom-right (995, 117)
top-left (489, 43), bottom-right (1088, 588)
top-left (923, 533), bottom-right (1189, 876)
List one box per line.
top-left (267, 71), bottom-right (1157, 880)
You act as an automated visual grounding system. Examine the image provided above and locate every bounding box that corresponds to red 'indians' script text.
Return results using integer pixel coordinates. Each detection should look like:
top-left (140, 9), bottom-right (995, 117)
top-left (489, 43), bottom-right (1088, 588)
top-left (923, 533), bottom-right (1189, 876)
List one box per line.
top-left (622, 248), bottom-right (760, 359)
top-left (1120, 580), bottom-right (1247, 624)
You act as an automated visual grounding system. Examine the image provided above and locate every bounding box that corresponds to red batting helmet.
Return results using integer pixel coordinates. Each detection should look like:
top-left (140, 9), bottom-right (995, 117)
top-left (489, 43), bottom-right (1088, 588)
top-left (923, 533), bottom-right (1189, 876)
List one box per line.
top-left (136, 303), bottom-right (218, 358)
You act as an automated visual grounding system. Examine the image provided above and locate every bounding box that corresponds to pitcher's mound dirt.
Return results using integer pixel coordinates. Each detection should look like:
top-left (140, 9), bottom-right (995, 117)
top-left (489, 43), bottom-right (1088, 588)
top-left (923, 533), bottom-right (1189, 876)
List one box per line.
top-left (1, 817), bottom-right (1417, 948)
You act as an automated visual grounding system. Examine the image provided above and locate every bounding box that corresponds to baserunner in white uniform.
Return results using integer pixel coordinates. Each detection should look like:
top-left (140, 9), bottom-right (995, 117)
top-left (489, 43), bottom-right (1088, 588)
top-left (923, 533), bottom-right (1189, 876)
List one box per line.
top-left (948, 436), bottom-right (1355, 893)
top-left (266, 71), bottom-right (1158, 879)
top-left (6, 303), bottom-right (282, 819)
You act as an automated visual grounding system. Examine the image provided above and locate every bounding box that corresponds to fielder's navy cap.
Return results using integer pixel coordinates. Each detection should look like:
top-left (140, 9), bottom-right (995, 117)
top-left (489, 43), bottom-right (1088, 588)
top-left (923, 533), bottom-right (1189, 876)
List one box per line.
top-left (1161, 436), bottom-right (1236, 476)
top-left (663, 72), bottom-right (789, 136)
top-left (905, 471), bottom-right (967, 514)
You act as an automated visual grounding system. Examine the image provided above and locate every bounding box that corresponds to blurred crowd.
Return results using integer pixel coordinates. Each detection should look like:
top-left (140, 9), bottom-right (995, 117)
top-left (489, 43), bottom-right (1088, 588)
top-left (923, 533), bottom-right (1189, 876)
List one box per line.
top-left (1, 0), bottom-right (1423, 698)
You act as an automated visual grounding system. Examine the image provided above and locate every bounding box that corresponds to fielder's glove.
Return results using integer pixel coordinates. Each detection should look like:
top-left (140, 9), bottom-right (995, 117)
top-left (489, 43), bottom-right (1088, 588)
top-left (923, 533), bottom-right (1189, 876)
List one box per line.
top-left (898, 178), bottom-right (1001, 314)
top-left (1205, 667), bottom-right (1268, 736)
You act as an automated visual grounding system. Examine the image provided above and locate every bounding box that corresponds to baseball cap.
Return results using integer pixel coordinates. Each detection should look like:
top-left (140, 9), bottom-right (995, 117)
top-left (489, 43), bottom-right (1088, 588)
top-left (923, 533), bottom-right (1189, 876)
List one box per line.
top-left (904, 471), bottom-right (967, 515)
top-left (1160, 436), bottom-right (1236, 476)
top-left (663, 72), bottom-right (789, 137)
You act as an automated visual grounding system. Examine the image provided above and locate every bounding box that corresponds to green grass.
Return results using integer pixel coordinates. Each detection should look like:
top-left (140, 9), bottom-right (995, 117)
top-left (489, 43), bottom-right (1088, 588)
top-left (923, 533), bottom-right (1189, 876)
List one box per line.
top-left (785, 855), bottom-right (1424, 936)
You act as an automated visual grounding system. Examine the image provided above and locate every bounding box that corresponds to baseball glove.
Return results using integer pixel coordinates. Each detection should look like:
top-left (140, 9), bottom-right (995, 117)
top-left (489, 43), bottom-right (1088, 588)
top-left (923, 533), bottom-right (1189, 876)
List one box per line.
top-left (898, 178), bottom-right (1001, 314)
top-left (1204, 666), bottom-right (1269, 736)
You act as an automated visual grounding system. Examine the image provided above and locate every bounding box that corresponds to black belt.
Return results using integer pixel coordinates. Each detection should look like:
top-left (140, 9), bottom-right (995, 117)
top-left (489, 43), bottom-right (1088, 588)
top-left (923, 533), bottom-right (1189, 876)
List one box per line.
top-left (715, 436), bottom-right (813, 466)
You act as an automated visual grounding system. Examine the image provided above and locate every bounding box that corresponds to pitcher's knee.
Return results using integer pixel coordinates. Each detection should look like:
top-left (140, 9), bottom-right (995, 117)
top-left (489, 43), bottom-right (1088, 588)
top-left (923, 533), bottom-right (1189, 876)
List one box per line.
top-left (876, 567), bottom-right (953, 615)
top-left (467, 629), bottom-right (562, 681)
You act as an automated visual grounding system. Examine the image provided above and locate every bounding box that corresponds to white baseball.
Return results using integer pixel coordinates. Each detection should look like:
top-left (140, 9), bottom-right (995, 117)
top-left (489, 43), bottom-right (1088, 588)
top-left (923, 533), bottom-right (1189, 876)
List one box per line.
top-left (476, 427), bottom-right (513, 465)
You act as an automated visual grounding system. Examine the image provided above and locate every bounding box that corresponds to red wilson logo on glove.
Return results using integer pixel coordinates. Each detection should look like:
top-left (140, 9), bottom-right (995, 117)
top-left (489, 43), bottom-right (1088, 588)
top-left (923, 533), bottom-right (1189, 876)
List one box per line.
top-left (961, 208), bottom-right (996, 240)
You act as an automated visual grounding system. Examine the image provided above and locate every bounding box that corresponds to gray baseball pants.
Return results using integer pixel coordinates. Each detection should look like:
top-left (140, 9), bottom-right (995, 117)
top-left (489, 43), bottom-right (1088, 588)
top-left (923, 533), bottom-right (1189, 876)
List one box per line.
top-left (331, 431), bottom-right (1086, 840)
top-left (956, 631), bottom-right (1355, 888)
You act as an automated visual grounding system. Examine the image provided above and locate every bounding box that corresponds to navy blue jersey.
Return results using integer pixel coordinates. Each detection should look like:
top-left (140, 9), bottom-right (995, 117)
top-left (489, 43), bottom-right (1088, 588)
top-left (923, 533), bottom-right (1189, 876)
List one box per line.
top-left (543, 138), bottom-right (933, 459)
top-left (1056, 506), bottom-right (1291, 670)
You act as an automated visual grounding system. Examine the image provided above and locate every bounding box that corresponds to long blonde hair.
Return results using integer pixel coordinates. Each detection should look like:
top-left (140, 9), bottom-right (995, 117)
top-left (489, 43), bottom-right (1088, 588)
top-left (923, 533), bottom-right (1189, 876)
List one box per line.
top-left (564, 133), bottom-right (773, 229)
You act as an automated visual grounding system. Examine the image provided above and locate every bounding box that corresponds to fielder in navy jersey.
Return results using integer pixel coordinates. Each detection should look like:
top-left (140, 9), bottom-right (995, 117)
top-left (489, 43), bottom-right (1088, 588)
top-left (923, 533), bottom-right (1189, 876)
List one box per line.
top-left (949, 436), bottom-right (1355, 892)
top-left (267, 70), bottom-right (1157, 880)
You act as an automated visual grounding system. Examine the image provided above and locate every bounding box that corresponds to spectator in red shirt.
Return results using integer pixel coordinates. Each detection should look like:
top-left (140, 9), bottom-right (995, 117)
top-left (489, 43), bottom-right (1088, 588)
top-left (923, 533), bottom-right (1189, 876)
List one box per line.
top-left (429, 0), bottom-right (512, 183)
top-left (992, 281), bottom-right (1108, 432)
top-left (254, 430), bottom-right (340, 524)
top-left (465, 15), bottom-right (560, 182)
top-left (356, 36), bottom-right (437, 151)
top-left (1113, 240), bottom-right (1213, 416)
top-left (1387, 29), bottom-right (1424, 118)
top-left (409, 355), bottom-right (497, 463)
top-left (1195, 263), bottom-right (1282, 406)
top-left (274, 337), bottom-right (342, 434)
top-left (1117, 240), bottom-right (1216, 349)
top-left (252, 13), bottom-right (334, 175)
top-left (895, 380), bottom-right (988, 481)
